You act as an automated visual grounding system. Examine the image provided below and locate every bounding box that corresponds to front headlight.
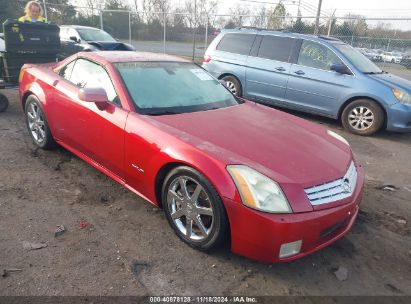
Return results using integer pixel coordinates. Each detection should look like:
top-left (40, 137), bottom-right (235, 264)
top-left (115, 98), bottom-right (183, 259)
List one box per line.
top-left (392, 88), bottom-right (411, 105)
top-left (227, 165), bottom-right (292, 213)
top-left (327, 130), bottom-right (350, 146)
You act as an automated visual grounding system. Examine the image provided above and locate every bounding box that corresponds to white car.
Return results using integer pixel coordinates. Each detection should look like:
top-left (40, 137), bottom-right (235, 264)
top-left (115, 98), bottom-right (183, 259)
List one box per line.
top-left (382, 51), bottom-right (402, 63)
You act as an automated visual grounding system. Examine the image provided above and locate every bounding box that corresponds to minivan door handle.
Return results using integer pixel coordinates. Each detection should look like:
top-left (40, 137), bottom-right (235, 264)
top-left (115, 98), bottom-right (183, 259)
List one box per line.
top-left (275, 67), bottom-right (286, 72)
top-left (294, 70), bottom-right (305, 75)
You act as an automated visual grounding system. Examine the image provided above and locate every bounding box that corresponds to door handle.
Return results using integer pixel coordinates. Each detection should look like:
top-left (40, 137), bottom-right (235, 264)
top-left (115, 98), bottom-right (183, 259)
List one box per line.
top-left (52, 80), bottom-right (59, 87)
top-left (275, 67), bottom-right (286, 72)
top-left (294, 70), bottom-right (305, 75)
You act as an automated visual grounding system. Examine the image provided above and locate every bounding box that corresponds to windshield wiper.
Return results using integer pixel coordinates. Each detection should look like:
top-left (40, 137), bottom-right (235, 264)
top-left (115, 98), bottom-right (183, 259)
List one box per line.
top-left (144, 110), bottom-right (182, 116)
top-left (363, 71), bottom-right (385, 74)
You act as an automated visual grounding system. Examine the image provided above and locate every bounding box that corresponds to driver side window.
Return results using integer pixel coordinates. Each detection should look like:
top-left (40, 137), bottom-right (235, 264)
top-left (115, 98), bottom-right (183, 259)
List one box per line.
top-left (297, 40), bottom-right (342, 70)
top-left (63, 59), bottom-right (120, 105)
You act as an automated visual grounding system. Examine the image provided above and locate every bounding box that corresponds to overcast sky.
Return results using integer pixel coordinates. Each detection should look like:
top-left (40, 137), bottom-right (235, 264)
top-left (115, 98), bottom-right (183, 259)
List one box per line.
top-left (213, 0), bottom-right (411, 17)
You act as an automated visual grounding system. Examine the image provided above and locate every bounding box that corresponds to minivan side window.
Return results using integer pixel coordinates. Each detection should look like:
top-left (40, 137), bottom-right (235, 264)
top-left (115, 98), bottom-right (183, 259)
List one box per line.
top-left (257, 36), bottom-right (295, 62)
top-left (297, 40), bottom-right (342, 70)
top-left (216, 34), bottom-right (256, 55)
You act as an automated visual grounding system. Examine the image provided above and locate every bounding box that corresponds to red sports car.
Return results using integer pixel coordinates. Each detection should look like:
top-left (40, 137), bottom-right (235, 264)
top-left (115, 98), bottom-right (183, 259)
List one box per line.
top-left (19, 51), bottom-right (364, 263)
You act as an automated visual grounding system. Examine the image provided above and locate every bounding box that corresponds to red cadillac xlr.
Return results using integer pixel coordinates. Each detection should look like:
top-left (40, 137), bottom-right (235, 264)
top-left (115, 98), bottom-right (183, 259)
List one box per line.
top-left (19, 51), bottom-right (365, 263)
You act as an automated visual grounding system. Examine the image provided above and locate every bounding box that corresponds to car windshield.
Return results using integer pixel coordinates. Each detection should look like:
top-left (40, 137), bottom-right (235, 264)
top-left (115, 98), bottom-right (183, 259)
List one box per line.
top-left (77, 29), bottom-right (116, 42)
top-left (334, 43), bottom-right (383, 74)
top-left (115, 62), bottom-right (240, 115)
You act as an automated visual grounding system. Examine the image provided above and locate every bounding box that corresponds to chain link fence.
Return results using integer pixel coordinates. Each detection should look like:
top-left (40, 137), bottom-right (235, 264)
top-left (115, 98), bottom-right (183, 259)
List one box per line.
top-left (26, 2), bottom-right (411, 79)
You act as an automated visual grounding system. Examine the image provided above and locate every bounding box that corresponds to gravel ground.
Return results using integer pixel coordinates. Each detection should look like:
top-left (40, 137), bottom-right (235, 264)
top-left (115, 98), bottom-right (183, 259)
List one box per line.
top-left (0, 89), bottom-right (410, 296)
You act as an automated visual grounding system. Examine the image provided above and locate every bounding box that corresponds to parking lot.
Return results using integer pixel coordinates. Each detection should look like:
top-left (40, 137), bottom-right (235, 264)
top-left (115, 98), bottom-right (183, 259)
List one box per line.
top-left (0, 89), bottom-right (410, 296)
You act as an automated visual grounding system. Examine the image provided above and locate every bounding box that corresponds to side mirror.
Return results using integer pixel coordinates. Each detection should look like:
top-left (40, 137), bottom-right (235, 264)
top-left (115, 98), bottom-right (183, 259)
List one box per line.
top-left (70, 36), bottom-right (79, 43)
top-left (330, 63), bottom-right (352, 75)
top-left (78, 87), bottom-right (109, 103)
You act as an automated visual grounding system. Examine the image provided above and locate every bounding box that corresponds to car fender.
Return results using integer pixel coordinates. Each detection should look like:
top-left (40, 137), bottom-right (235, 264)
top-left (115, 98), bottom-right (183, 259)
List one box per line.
top-left (21, 81), bottom-right (47, 110)
top-left (337, 92), bottom-right (392, 120)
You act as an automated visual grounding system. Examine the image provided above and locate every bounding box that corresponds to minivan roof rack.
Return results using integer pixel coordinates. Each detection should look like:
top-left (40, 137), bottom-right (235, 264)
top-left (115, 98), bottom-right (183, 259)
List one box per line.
top-left (235, 26), bottom-right (264, 31)
top-left (235, 27), bottom-right (292, 33)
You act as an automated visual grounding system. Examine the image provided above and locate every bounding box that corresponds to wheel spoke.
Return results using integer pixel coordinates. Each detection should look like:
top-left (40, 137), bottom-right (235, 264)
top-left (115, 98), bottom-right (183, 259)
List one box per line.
top-left (352, 108), bottom-right (359, 115)
top-left (168, 189), bottom-right (183, 202)
top-left (186, 219), bottom-right (193, 238)
top-left (38, 127), bottom-right (46, 139)
top-left (178, 178), bottom-right (189, 199)
top-left (194, 216), bottom-right (208, 237)
top-left (364, 109), bottom-right (372, 116)
top-left (190, 184), bottom-right (203, 203)
top-left (27, 111), bottom-right (35, 120)
top-left (30, 103), bottom-right (37, 119)
top-left (171, 208), bottom-right (185, 220)
top-left (196, 206), bottom-right (213, 216)
top-left (35, 128), bottom-right (42, 141)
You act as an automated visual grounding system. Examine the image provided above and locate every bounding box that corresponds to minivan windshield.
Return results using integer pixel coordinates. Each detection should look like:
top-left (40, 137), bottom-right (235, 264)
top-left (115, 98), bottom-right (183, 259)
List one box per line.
top-left (115, 62), bottom-right (240, 115)
top-left (334, 43), bottom-right (383, 74)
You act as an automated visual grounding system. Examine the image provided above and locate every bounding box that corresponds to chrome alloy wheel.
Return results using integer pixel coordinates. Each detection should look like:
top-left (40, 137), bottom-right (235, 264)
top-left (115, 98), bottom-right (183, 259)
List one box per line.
top-left (348, 106), bottom-right (375, 131)
top-left (167, 176), bottom-right (214, 241)
top-left (27, 102), bottom-right (46, 144)
top-left (224, 81), bottom-right (237, 95)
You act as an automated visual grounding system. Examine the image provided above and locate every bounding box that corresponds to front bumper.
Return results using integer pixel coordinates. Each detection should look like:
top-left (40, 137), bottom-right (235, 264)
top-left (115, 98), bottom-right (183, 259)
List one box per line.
top-left (386, 102), bottom-right (411, 132)
top-left (223, 165), bottom-right (365, 263)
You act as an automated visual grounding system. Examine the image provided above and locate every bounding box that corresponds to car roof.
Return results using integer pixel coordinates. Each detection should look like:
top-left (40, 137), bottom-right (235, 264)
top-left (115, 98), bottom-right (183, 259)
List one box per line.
top-left (221, 28), bottom-right (344, 44)
top-left (60, 25), bottom-right (101, 30)
top-left (78, 51), bottom-right (190, 64)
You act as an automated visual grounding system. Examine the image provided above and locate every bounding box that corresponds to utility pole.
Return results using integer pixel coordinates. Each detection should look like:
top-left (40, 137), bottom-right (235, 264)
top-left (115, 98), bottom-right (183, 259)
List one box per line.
top-left (192, 0), bottom-right (197, 61)
top-left (314, 0), bottom-right (323, 35)
top-left (42, 0), bottom-right (48, 21)
top-left (327, 9), bottom-right (336, 36)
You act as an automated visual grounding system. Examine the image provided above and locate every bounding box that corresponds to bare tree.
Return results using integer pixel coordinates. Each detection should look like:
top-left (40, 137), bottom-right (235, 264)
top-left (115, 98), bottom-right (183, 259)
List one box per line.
top-left (227, 4), bottom-right (251, 27)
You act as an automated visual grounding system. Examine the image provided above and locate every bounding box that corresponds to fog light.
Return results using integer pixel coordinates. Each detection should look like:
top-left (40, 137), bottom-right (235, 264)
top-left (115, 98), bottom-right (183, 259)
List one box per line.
top-left (279, 240), bottom-right (302, 258)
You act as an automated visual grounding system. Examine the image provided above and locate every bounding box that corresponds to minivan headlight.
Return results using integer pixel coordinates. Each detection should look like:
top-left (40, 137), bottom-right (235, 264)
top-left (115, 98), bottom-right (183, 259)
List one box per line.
top-left (392, 88), bottom-right (411, 104)
top-left (227, 165), bottom-right (292, 213)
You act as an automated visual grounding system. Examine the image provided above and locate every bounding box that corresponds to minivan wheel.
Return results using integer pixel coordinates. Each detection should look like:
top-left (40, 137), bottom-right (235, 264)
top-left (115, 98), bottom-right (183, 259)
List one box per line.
top-left (221, 75), bottom-right (242, 96)
top-left (341, 99), bottom-right (384, 136)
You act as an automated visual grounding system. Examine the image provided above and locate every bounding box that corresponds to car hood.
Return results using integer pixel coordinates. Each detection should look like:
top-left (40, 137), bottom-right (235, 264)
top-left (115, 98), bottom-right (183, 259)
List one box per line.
top-left (368, 73), bottom-right (411, 92)
top-left (87, 41), bottom-right (133, 51)
top-left (149, 102), bottom-right (352, 187)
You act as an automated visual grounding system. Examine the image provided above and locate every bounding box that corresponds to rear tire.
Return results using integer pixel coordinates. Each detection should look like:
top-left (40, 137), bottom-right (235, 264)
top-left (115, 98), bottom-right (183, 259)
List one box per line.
top-left (341, 99), bottom-right (384, 136)
top-left (0, 94), bottom-right (9, 112)
top-left (221, 75), bottom-right (242, 97)
top-left (24, 95), bottom-right (56, 149)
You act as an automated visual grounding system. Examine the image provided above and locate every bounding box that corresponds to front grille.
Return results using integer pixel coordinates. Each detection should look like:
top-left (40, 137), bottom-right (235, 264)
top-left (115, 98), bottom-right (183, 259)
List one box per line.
top-left (304, 161), bottom-right (357, 205)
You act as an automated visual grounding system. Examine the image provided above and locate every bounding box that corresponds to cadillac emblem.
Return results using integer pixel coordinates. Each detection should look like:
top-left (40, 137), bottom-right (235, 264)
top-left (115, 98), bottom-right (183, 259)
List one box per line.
top-left (341, 178), bottom-right (351, 193)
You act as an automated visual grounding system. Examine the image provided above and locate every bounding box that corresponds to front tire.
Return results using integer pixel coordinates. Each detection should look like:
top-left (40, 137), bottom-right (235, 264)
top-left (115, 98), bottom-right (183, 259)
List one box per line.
top-left (341, 99), bottom-right (384, 136)
top-left (162, 166), bottom-right (229, 251)
top-left (25, 95), bottom-right (56, 149)
top-left (221, 75), bottom-right (242, 97)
